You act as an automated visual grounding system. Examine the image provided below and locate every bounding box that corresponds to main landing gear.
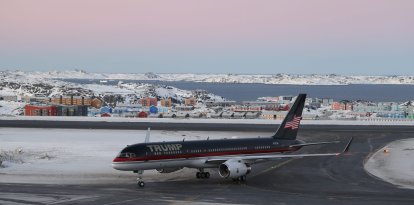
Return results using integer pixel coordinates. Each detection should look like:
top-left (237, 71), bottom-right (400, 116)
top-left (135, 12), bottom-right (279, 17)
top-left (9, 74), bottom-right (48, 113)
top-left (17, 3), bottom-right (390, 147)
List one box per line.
top-left (232, 175), bottom-right (247, 182)
top-left (196, 169), bottom-right (210, 179)
top-left (134, 170), bottom-right (145, 188)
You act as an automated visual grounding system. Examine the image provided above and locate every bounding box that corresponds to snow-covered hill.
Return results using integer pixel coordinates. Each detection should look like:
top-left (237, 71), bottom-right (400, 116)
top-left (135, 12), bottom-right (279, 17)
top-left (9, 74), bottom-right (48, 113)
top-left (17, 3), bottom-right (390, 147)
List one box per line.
top-left (0, 71), bottom-right (225, 105)
top-left (3, 70), bottom-right (414, 85)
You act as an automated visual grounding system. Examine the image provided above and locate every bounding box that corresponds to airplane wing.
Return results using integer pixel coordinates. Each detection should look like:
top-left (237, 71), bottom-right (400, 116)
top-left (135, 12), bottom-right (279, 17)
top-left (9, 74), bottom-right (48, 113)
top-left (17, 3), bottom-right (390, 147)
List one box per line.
top-left (206, 137), bottom-right (353, 164)
top-left (205, 153), bottom-right (339, 164)
top-left (288, 141), bottom-right (340, 148)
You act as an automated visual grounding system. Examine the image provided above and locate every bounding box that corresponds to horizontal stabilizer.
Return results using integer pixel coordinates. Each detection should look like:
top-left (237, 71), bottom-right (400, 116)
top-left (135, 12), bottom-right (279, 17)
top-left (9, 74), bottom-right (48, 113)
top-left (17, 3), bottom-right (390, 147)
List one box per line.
top-left (342, 137), bottom-right (353, 153)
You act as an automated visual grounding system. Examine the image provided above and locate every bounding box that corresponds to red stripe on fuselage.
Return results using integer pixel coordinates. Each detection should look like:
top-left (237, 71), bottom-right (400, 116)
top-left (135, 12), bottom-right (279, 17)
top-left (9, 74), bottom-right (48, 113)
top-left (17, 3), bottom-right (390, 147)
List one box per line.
top-left (112, 146), bottom-right (300, 163)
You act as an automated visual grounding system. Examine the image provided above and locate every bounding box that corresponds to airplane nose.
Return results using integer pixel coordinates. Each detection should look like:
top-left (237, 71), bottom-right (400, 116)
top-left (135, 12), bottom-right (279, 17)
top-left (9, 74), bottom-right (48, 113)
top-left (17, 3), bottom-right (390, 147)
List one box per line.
top-left (112, 158), bottom-right (122, 170)
top-left (112, 157), bottom-right (131, 170)
top-left (112, 162), bottom-right (120, 170)
top-left (112, 162), bottom-right (126, 171)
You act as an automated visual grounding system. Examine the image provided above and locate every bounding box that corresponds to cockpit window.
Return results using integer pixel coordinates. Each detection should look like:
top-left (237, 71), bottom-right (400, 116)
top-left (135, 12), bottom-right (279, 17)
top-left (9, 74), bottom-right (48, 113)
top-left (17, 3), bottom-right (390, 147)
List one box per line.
top-left (117, 152), bottom-right (136, 158)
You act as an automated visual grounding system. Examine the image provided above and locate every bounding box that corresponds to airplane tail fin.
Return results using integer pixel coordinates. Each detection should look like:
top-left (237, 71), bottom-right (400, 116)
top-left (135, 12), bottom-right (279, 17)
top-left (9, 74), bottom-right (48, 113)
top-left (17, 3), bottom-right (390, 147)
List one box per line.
top-left (272, 94), bottom-right (306, 140)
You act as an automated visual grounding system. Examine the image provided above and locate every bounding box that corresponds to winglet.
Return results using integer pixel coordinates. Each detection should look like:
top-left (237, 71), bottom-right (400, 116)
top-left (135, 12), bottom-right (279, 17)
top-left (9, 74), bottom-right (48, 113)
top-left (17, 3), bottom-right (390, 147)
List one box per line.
top-left (145, 128), bottom-right (151, 143)
top-left (342, 137), bottom-right (353, 153)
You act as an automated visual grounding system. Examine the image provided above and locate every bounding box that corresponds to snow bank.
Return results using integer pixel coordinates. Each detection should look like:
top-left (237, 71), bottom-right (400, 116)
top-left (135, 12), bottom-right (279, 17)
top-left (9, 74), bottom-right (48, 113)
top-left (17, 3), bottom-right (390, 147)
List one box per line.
top-left (364, 139), bottom-right (414, 189)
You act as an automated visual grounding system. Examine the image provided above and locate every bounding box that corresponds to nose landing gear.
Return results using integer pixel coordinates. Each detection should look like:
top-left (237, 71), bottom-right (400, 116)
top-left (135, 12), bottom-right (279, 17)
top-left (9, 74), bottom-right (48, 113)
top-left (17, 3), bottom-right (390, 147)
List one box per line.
top-left (134, 170), bottom-right (145, 188)
top-left (137, 180), bottom-right (145, 187)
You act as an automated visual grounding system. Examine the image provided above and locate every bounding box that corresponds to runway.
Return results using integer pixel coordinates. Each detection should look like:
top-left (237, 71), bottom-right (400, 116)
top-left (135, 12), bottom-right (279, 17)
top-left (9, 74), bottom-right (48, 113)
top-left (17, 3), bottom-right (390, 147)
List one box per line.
top-left (1, 125), bottom-right (414, 204)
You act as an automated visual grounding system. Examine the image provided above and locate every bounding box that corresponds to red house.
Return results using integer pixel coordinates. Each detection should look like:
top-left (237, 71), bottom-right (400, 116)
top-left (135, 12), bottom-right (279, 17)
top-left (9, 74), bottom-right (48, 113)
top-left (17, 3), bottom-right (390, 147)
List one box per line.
top-left (25, 105), bottom-right (57, 116)
top-left (138, 111), bottom-right (148, 118)
top-left (101, 113), bottom-right (111, 117)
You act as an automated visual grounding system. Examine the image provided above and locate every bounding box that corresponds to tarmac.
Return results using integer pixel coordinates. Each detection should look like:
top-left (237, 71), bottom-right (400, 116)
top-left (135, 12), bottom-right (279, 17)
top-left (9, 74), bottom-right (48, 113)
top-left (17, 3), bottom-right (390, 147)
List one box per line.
top-left (1, 122), bottom-right (414, 204)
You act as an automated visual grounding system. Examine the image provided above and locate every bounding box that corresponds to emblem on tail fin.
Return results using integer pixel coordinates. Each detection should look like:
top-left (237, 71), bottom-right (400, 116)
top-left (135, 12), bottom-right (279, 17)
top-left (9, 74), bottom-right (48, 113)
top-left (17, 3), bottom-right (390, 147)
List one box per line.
top-left (284, 115), bottom-right (302, 130)
top-left (272, 94), bottom-right (306, 140)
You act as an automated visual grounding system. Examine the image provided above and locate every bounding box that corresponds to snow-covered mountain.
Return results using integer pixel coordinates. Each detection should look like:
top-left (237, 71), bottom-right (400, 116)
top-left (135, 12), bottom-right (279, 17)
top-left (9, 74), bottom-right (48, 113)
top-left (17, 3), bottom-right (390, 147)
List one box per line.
top-left (3, 70), bottom-right (414, 85)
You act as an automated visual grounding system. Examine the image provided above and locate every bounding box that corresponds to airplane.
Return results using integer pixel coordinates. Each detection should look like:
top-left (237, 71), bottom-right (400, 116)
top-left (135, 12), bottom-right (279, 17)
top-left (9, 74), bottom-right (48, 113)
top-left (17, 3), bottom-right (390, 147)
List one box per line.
top-left (112, 94), bottom-right (352, 187)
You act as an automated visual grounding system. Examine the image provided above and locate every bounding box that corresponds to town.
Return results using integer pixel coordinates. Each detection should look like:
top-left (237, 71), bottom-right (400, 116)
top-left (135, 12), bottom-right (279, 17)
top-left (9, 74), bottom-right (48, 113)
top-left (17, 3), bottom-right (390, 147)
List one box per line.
top-left (1, 92), bottom-right (413, 121)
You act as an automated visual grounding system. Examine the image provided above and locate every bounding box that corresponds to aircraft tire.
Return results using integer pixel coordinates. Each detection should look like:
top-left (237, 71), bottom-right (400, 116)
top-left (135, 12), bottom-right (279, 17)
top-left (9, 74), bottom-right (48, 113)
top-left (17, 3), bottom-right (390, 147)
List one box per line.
top-left (240, 175), bottom-right (246, 182)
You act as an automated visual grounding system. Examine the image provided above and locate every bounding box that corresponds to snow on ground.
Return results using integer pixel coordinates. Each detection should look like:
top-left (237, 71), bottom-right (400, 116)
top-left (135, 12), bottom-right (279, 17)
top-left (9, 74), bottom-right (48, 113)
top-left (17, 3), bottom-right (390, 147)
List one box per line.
top-left (0, 128), bottom-right (263, 184)
top-left (364, 138), bottom-right (414, 189)
top-left (0, 101), bottom-right (25, 116)
top-left (82, 83), bottom-right (135, 95)
top-left (0, 87), bottom-right (17, 96)
top-left (155, 86), bottom-right (192, 101)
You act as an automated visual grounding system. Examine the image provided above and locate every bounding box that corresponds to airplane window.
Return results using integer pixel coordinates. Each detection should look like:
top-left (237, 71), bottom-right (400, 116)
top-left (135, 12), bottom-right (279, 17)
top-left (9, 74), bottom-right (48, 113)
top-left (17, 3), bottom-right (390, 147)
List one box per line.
top-left (117, 153), bottom-right (126, 157)
top-left (118, 152), bottom-right (136, 158)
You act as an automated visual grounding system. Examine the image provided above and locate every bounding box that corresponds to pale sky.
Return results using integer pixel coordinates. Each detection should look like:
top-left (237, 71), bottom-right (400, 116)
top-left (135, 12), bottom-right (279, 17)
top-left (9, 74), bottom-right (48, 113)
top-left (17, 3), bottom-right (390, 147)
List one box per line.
top-left (0, 0), bottom-right (413, 74)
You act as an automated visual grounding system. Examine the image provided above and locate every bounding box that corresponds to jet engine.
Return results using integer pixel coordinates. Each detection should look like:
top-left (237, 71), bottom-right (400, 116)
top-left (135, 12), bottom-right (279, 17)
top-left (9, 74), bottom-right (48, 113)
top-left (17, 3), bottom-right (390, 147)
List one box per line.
top-left (218, 160), bottom-right (251, 178)
top-left (156, 167), bottom-right (183, 173)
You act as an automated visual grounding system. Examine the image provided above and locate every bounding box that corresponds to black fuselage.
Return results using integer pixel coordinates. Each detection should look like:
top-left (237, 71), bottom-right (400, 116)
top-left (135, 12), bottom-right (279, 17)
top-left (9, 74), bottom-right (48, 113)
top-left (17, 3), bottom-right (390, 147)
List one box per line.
top-left (116, 137), bottom-right (303, 162)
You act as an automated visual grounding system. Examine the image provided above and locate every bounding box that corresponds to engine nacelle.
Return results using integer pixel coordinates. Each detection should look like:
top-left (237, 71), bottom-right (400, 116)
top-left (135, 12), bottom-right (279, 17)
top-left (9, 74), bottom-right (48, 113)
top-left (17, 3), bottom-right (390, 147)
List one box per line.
top-left (156, 167), bottom-right (183, 173)
top-left (218, 160), bottom-right (251, 178)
